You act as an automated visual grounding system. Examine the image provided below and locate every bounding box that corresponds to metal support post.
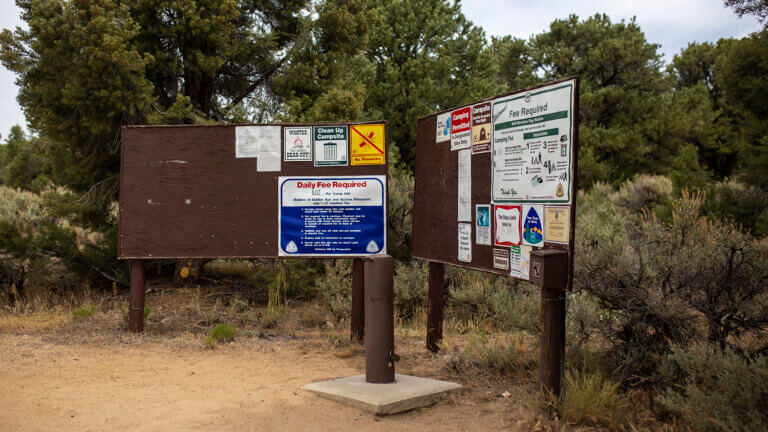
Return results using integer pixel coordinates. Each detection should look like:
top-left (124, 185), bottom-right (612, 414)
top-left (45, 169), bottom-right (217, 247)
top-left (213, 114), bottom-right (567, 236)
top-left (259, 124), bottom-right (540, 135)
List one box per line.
top-left (364, 255), bottom-right (395, 383)
top-left (530, 250), bottom-right (568, 398)
top-left (426, 261), bottom-right (445, 353)
top-left (129, 260), bottom-right (147, 333)
top-left (351, 258), bottom-right (365, 343)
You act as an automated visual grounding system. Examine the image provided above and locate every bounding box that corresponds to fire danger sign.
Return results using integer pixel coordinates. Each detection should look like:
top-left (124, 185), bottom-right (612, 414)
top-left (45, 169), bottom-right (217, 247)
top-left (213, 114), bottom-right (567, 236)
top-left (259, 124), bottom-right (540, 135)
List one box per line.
top-left (350, 123), bottom-right (386, 166)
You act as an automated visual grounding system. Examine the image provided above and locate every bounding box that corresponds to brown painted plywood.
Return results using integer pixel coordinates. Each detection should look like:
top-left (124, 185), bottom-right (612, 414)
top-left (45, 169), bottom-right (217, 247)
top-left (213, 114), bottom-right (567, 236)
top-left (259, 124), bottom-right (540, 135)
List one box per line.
top-left (118, 123), bottom-right (387, 259)
top-left (412, 78), bottom-right (579, 285)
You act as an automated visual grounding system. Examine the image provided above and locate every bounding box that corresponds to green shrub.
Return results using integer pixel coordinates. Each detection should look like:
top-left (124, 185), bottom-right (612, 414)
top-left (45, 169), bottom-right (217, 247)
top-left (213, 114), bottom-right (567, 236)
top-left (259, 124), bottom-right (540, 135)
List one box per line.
top-left (387, 163), bottom-right (415, 262)
top-left (393, 260), bottom-right (427, 320)
top-left (610, 174), bottom-right (673, 215)
top-left (448, 271), bottom-right (539, 333)
top-left (206, 323), bottom-right (237, 348)
top-left (565, 291), bottom-right (601, 345)
top-left (559, 369), bottom-right (630, 429)
top-left (448, 270), bottom-right (497, 321)
top-left (705, 179), bottom-right (768, 237)
top-left (493, 283), bottom-right (540, 333)
top-left (462, 331), bottom-right (533, 375)
top-left (0, 185), bottom-right (120, 297)
top-left (72, 304), bottom-right (99, 318)
top-left (659, 344), bottom-right (768, 432)
top-left (574, 182), bottom-right (768, 386)
top-left (316, 259), bottom-right (352, 322)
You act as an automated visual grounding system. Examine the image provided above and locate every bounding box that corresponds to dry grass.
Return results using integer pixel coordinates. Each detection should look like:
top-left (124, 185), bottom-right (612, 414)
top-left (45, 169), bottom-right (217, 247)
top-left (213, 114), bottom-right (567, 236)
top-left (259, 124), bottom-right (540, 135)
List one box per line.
top-left (557, 369), bottom-right (631, 430)
top-left (0, 281), bottom-right (683, 431)
top-left (0, 307), bottom-right (70, 332)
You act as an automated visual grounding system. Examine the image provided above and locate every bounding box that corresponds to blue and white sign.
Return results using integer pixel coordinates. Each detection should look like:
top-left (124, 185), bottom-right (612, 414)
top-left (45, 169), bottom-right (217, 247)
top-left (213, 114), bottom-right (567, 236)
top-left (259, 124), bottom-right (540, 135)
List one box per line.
top-left (278, 176), bottom-right (386, 256)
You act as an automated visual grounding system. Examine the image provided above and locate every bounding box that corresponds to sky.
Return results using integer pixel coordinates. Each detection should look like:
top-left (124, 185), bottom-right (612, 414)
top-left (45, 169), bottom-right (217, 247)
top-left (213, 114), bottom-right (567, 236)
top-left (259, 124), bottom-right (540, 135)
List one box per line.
top-left (0, 0), bottom-right (762, 140)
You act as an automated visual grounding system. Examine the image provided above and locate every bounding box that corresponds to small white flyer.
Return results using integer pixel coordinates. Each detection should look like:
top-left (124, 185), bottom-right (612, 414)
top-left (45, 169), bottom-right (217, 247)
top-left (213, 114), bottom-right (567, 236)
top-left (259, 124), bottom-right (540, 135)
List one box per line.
top-left (520, 245), bottom-right (532, 280)
top-left (458, 223), bottom-right (472, 262)
top-left (255, 125), bottom-right (281, 172)
top-left (510, 245), bottom-right (522, 277)
top-left (235, 126), bottom-right (260, 158)
top-left (475, 204), bottom-right (491, 245)
top-left (284, 126), bottom-right (312, 161)
top-left (458, 149), bottom-right (471, 221)
top-left (436, 112), bottom-right (451, 143)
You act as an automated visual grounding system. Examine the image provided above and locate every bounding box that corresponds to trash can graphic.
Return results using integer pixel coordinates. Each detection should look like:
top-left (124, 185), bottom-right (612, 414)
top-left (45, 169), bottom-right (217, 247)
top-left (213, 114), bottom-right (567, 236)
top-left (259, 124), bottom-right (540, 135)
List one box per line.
top-left (324, 142), bottom-right (337, 160)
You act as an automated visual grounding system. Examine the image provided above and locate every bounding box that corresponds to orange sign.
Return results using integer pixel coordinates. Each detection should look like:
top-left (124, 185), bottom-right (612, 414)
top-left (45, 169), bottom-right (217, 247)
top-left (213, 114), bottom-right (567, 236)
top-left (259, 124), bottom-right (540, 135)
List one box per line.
top-left (350, 124), bottom-right (386, 166)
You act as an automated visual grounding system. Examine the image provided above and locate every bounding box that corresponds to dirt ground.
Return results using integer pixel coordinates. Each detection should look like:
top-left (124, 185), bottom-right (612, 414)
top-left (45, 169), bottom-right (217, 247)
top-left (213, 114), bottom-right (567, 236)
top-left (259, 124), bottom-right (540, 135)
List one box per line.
top-left (0, 285), bottom-right (575, 432)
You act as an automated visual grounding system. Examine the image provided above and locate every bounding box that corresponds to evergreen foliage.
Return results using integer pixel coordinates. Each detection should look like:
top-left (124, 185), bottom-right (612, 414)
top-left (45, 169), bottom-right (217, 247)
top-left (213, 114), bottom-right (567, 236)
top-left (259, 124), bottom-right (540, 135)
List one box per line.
top-left (0, 2), bottom-right (766, 429)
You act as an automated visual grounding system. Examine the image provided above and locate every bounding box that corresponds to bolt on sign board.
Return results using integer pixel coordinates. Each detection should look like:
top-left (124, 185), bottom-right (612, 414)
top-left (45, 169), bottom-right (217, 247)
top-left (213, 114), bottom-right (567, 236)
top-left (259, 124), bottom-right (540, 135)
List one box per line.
top-left (411, 77), bottom-right (579, 287)
top-left (118, 122), bottom-right (388, 260)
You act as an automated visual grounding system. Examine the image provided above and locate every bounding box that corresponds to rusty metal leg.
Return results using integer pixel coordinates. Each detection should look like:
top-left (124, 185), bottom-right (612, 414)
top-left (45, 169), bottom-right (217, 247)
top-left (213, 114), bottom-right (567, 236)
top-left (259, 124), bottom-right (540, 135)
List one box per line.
top-left (351, 258), bottom-right (365, 343)
top-left (364, 255), bottom-right (395, 383)
top-left (129, 260), bottom-right (146, 333)
top-left (426, 262), bottom-right (444, 353)
top-left (540, 286), bottom-right (566, 397)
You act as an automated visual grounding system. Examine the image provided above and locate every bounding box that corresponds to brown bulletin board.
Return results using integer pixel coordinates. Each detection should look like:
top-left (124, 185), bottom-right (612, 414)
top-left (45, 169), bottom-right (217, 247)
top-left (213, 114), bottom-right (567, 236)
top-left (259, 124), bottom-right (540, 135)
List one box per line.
top-left (412, 78), bottom-right (579, 286)
top-left (118, 122), bottom-right (388, 259)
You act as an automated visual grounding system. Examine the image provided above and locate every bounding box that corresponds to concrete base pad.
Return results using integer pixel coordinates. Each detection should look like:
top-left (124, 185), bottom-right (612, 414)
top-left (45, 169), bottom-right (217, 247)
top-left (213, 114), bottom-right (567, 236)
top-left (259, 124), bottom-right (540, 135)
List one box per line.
top-left (302, 374), bottom-right (462, 415)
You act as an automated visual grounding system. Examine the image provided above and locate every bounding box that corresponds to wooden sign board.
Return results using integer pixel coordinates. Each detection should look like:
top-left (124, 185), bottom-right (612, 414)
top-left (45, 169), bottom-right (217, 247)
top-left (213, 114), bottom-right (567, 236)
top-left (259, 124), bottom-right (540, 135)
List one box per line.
top-left (412, 78), bottom-right (579, 286)
top-left (118, 122), bottom-right (388, 259)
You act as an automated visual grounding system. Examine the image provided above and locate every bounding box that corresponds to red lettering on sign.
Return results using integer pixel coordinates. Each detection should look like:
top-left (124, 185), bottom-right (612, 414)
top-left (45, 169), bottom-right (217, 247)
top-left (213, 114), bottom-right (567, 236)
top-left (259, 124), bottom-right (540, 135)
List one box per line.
top-left (452, 106), bottom-right (471, 133)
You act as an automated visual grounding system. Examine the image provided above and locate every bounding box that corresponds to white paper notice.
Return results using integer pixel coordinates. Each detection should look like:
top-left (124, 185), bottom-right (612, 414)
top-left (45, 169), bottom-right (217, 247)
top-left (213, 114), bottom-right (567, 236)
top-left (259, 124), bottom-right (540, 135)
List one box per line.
top-left (256, 126), bottom-right (282, 172)
top-left (458, 149), bottom-right (471, 221)
top-left (510, 245), bottom-right (522, 277)
top-left (475, 204), bottom-right (491, 245)
top-left (458, 223), bottom-right (472, 262)
top-left (235, 126), bottom-right (260, 158)
top-left (491, 79), bottom-right (575, 203)
top-left (494, 204), bottom-right (521, 246)
top-left (520, 245), bottom-right (532, 280)
top-left (436, 112), bottom-right (451, 143)
top-left (284, 126), bottom-right (312, 161)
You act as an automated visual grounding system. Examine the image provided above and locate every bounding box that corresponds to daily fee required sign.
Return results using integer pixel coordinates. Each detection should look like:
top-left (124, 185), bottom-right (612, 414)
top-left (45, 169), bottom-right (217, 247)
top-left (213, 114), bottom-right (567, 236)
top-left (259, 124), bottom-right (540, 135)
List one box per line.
top-left (278, 176), bottom-right (386, 256)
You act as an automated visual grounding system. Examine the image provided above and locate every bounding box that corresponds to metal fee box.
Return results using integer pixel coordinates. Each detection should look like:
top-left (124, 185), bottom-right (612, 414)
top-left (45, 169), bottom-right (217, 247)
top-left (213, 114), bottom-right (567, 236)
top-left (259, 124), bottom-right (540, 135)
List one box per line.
top-left (530, 249), bottom-right (569, 289)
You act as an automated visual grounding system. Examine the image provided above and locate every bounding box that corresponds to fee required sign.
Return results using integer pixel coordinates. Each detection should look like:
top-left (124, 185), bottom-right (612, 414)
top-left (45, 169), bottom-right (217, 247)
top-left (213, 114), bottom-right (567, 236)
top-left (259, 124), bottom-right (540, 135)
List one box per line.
top-left (278, 176), bottom-right (387, 256)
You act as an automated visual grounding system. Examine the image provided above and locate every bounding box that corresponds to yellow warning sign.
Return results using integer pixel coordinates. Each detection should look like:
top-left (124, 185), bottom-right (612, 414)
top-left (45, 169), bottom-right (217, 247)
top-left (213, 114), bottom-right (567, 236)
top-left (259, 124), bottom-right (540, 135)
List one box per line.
top-left (350, 124), bottom-right (386, 166)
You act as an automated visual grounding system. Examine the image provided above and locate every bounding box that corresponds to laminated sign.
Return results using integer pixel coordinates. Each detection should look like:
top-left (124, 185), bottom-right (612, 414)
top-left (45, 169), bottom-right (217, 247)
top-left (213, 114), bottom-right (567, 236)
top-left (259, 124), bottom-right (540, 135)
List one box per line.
top-left (451, 106), bottom-right (471, 151)
top-left (278, 176), bottom-right (386, 256)
top-left (475, 204), bottom-right (491, 245)
top-left (544, 206), bottom-right (570, 244)
top-left (458, 223), bottom-right (472, 262)
top-left (435, 112), bottom-right (451, 143)
top-left (494, 204), bottom-right (521, 247)
top-left (491, 79), bottom-right (575, 203)
top-left (471, 102), bottom-right (491, 153)
top-left (284, 126), bottom-right (312, 161)
top-left (350, 123), bottom-right (386, 166)
top-left (522, 204), bottom-right (544, 247)
top-left (314, 126), bottom-right (348, 166)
